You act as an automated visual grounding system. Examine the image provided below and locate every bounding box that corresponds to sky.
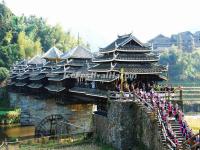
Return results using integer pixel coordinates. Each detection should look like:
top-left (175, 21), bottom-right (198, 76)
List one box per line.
top-left (4, 0), bottom-right (200, 51)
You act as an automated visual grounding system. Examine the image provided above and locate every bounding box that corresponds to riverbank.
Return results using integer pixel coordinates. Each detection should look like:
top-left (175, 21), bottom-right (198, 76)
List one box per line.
top-left (18, 137), bottom-right (114, 150)
top-left (185, 115), bottom-right (200, 133)
top-left (20, 142), bottom-right (114, 150)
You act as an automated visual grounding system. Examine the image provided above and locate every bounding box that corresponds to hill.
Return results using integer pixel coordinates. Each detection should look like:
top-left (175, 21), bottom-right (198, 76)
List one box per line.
top-left (0, 2), bottom-right (88, 81)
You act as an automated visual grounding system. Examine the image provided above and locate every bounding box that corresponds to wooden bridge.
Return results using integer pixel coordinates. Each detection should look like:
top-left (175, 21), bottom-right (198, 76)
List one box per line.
top-left (108, 90), bottom-right (200, 150)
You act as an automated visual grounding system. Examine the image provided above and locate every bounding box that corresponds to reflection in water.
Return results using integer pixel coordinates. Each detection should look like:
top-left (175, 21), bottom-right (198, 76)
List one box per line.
top-left (0, 125), bottom-right (35, 140)
top-left (183, 101), bottom-right (200, 114)
top-left (1, 92), bottom-right (199, 141)
top-left (0, 92), bottom-right (96, 141)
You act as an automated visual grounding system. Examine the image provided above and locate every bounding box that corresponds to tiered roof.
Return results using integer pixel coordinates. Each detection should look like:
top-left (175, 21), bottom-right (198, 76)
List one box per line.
top-left (93, 53), bottom-right (159, 62)
top-left (15, 82), bottom-right (27, 87)
top-left (29, 74), bottom-right (46, 81)
top-left (61, 46), bottom-right (92, 59)
top-left (43, 46), bottom-right (93, 92)
top-left (27, 83), bottom-right (43, 89)
top-left (48, 46), bottom-right (92, 76)
top-left (99, 34), bottom-right (151, 53)
top-left (16, 74), bottom-right (29, 80)
top-left (28, 56), bottom-right (46, 65)
top-left (9, 45), bottom-right (93, 90)
top-left (45, 85), bottom-right (65, 92)
top-left (88, 33), bottom-right (167, 82)
top-left (43, 47), bottom-right (63, 60)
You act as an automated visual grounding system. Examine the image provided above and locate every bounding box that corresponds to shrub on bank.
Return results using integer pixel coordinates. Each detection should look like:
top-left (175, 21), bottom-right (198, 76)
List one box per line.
top-left (0, 108), bottom-right (21, 124)
top-left (0, 67), bottom-right (9, 82)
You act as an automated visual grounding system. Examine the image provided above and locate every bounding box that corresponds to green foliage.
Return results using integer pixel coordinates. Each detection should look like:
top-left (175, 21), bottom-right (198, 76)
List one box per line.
top-left (159, 47), bottom-right (200, 81)
top-left (0, 67), bottom-right (9, 82)
top-left (0, 87), bottom-right (9, 107)
top-left (0, 107), bottom-right (21, 124)
top-left (0, 3), bottom-right (89, 70)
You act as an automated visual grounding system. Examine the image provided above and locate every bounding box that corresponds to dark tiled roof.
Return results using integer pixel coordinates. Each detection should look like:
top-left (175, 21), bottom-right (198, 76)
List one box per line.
top-left (93, 55), bottom-right (113, 62)
top-left (88, 63), bottom-right (111, 72)
top-left (29, 74), bottom-right (46, 80)
top-left (40, 68), bottom-right (52, 73)
top-left (114, 63), bottom-right (167, 74)
top-left (48, 74), bottom-right (66, 81)
top-left (16, 74), bottom-right (29, 80)
top-left (89, 62), bottom-right (167, 74)
top-left (116, 53), bottom-right (159, 61)
top-left (28, 56), bottom-right (46, 65)
top-left (68, 59), bottom-right (86, 67)
top-left (45, 85), bottom-right (65, 92)
top-left (14, 60), bottom-right (28, 67)
top-left (61, 46), bottom-right (92, 59)
top-left (9, 75), bottom-right (17, 79)
top-left (87, 76), bottom-right (118, 82)
top-left (52, 67), bottom-right (65, 73)
top-left (7, 81), bottom-right (16, 86)
top-left (27, 83), bottom-right (43, 89)
top-left (43, 47), bottom-right (63, 59)
top-left (65, 66), bottom-right (80, 73)
top-left (93, 53), bottom-right (159, 62)
top-left (70, 87), bottom-right (107, 98)
top-left (99, 34), bottom-right (149, 52)
top-left (76, 66), bottom-right (89, 75)
top-left (44, 61), bottom-right (56, 67)
top-left (15, 82), bottom-right (27, 86)
top-left (56, 60), bottom-right (67, 66)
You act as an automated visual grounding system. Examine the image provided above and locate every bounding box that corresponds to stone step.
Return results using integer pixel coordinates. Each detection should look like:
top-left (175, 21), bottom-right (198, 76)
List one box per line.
top-left (171, 127), bottom-right (181, 130)
top-left (171, 124), bottom-right (180, 126)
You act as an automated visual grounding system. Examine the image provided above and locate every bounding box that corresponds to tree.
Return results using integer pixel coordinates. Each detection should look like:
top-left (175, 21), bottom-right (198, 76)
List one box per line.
top-left (3, 31), bottom-right (13, 45)
top-left (0, 3), bottom-right (89, 69)
top-left (17, 31), bottom-right (26, 58)
top-left (34, 39), bottom-right (42, 55)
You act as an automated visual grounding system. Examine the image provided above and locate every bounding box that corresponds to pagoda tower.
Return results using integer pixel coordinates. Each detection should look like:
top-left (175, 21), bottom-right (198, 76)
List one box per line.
top-left (88, 33), bottom-right (167, 91)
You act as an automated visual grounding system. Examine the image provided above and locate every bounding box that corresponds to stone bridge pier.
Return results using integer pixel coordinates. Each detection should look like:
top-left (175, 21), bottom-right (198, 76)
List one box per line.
top-left (93, 98), bottom-right (164, 150)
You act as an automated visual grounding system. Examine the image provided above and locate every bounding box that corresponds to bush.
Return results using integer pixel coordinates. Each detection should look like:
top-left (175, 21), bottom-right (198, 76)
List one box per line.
top-left (0, 67), bottom-right (9, 82)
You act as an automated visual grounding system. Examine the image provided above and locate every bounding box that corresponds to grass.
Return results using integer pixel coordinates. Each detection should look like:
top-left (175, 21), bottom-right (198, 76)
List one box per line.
top-left (0, 108), bottom-right (20, 116)
top-left (19, 136), bottom-right (115, 150)
top-left (19, 141), bottom-right (114, 150)
top-left (185, 115), bottom-right (200, 133)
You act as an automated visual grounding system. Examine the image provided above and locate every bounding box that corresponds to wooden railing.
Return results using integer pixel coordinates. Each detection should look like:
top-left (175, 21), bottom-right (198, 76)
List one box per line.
top-left (176, 132), bottom-right (200, 150)
top-left (157, 109), bottom-right (176, 149)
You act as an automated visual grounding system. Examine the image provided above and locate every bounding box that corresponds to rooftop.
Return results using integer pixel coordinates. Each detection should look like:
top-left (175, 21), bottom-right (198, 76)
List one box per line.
top-left (93, 53), bottom-right (159, 62)
top-left (69, 87), bottom-right (107, 98)
top-left (16, 74), bottom-right (29, 80)
top-left (45, 85), bottom-right (65, 92)
top-left (61, 46), bottom-right (92, 59)
top-left (28, 55), bottom-right (46, 65)
top-left (15, 82), bottom-right (27, 87)
top-left (27, 83), bottom-right (43, 89)
top-left (48, 74), bottom-right (66, 81)
top-left (99, 33), bottom-right (150, 53)
top-left (43, 47), bottom-right (63, 60)
top-left (29, 74), bottom-right (46, 81)
top-left (89, 63), bottom-right (167, 74)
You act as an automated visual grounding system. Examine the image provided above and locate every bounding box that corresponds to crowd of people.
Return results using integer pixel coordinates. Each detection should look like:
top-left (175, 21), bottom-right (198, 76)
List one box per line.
top-left (115, 81), bottom-right (198, 149)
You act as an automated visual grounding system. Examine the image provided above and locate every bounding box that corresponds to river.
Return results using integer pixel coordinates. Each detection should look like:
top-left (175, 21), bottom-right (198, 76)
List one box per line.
top-left (0, 92), bottom-right (96, 141)
top-left (0, 91), bottom-right (199, 141)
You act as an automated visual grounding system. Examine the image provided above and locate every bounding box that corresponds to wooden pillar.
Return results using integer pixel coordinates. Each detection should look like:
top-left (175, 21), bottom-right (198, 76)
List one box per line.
top-left (179, 88), bottom-right (182, 101)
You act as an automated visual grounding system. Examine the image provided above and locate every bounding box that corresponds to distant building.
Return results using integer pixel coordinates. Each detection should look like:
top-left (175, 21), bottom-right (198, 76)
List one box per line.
top-left (149, 34), bottom-right (172, 50)
top-left (194, 31), bottom-right (200, 47)
top-left (149, 31), bottom-right (200, 52)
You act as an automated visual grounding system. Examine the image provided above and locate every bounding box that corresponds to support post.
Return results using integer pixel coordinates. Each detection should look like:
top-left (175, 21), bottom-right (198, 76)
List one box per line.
top-left (179, 87), bottom-right (182, 101)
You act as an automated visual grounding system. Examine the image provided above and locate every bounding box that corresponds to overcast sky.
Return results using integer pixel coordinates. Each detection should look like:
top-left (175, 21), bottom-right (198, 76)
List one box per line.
top-left (5, 0), bottom-right (200, 51)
